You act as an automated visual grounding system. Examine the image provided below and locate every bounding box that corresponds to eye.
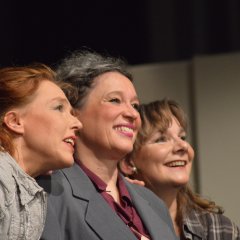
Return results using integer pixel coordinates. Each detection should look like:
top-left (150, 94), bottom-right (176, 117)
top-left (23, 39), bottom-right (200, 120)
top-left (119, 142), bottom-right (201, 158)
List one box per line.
top-left (155, 135), bottom-right (168, 143)
top-left (131, 103), bottom-right (140, 111)
top-left (109, 98), bottom-right (121, 104)
top-left (180, 135), bottom-right (187, 141)
top-left (55, 104), bottom-right (64, 111)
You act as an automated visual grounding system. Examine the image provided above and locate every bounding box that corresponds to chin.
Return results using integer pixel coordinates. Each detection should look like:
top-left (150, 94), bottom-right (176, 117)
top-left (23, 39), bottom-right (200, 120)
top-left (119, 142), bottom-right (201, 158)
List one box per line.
top-left (171, 179), bottom-right (189, 188)
top-left (56, 156), bottom-right (74, 169)
top-left (112, 148), bottom-right (132, 160)
top-left (63, 158), bottom-right (75, 167)
top-left (115, 143), bottom-right (133, 153)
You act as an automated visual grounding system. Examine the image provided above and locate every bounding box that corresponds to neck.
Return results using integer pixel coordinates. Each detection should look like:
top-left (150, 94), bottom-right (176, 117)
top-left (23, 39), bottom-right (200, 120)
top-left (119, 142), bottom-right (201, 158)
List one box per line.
top-left (13, 139), bottom-right (48, 178)
top-left (75, 145), bottom-right (120, 188)
top-left (12, 147), bottom-right (37, 177)
top-left (76, 146), bottom-right (121, 203)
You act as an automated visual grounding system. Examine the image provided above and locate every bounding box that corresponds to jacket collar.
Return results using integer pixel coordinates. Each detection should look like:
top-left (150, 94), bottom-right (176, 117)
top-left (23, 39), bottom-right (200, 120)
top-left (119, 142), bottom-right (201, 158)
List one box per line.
top-left (61, 163), bottom-right (176, 240)
top-left (62, 163), bottom-right (137, 240)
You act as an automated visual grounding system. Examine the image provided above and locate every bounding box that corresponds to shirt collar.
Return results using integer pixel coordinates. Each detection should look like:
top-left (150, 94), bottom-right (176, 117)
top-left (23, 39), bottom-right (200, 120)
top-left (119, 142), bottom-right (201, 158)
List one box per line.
top-left (77, 160), bottom-right (132, 205)
top-left (78, 161), bottom-right (107, 192)
top-left (1, 151), bottom-right (45, 206)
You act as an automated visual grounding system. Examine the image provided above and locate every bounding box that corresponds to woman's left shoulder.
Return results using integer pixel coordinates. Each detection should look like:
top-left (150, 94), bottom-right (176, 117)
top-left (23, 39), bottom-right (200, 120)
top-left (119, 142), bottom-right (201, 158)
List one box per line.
top-left (124, 180), bottom-right (170, 217)
top-left (201, 211), bottom-right (240, 239)
top-left (203, 211), bottom-right (237, 225)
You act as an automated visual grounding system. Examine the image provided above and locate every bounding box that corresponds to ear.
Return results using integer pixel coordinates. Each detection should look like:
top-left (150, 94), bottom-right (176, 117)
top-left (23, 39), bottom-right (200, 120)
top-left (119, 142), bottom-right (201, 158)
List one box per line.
top-left (3, 111), bottom-right (24, 134)
top-left (119, 158), bottom-right (135, 176)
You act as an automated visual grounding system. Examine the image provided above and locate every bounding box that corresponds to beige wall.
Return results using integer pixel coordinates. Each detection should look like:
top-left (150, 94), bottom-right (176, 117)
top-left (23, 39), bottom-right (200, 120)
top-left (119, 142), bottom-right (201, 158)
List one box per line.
top-left (129, 61), bottom-right (191, 114)
top-left (193, 53), bottom-right (240, 226)
top-left (129, 52), bottom-right (240, 226)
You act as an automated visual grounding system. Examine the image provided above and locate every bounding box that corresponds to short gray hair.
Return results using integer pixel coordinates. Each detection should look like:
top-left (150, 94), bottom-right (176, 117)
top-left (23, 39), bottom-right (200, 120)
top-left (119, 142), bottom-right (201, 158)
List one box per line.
top-left (56, 50), bottom-right (133, 108)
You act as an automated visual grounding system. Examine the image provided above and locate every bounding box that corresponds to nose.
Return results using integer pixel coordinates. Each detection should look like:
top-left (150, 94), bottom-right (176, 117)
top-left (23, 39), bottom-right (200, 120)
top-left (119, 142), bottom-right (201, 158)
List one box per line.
top-left (70, 114), bottom-right (83, 130)
top-left (173, 138), bottom-right (188, 154)
top-left (123, 104), bottom-right (140, 121)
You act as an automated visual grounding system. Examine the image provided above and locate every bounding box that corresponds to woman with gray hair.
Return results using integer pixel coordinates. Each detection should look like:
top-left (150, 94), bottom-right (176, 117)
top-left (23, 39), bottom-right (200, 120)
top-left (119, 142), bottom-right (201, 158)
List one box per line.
top-left (38, 50), bottom-right (177, 240)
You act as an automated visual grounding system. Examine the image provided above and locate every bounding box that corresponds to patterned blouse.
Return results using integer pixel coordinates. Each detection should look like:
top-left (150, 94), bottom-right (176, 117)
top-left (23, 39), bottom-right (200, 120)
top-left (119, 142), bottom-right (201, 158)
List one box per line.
top-left (182, 208), bottom-right (240, 240)
top-left (0, 151), bottom-right (47, 240)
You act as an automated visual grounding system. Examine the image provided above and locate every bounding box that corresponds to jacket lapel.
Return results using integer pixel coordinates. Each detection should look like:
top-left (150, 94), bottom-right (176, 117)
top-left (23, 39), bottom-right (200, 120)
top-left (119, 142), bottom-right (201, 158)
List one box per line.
top-left (62, 164), bottom-right (137, 240)
top-left (125, 181), bottom-right (177, 240)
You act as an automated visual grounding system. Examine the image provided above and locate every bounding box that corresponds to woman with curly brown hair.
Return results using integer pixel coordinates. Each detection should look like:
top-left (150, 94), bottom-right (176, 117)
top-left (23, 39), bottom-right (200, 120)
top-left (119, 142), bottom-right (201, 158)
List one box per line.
top-left (120, 99), bottom-right (240, 240)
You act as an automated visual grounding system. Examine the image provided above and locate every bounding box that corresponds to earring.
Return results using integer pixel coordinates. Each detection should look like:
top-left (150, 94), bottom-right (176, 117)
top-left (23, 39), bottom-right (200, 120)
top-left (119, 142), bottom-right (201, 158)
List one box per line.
top-left (132, 166), bottom-right (138, 174)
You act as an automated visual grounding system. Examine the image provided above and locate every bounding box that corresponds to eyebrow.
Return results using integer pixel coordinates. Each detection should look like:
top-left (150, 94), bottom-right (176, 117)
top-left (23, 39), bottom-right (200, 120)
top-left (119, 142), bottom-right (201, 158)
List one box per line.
top-left (179, 127), bottom-right (186, 134)
top-left (49, 97), bottom-right (70, 105)
top-left (107, 91), bottom-right (140, 102)
top-left (132, 96), bottom-right (140, 102)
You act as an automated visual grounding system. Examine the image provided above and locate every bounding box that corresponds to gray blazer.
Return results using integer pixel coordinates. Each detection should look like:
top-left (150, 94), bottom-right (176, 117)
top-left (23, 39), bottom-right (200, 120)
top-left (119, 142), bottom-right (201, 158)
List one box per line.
top-left (38, 163), bottom-right (177, 240)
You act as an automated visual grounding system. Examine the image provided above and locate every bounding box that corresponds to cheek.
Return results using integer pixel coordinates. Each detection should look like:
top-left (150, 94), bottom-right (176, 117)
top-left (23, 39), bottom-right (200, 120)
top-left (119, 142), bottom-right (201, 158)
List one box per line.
top-left (136, 116), bottom-right (141, 130)
top-left (148, 146), bottom-right (169, 164)
top-left (135, 146), bottom-right (167, 169)
top-left (83, 109), bottom-right (112, 126)
top-left (27, 114), bottom-right (60, 134)
top-left (188, 145), bottom-right (195, 161)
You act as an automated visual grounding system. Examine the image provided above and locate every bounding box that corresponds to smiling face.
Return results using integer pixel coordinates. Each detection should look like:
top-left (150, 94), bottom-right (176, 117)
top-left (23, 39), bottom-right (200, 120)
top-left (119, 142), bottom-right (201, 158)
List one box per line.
top-left (16, 80), bottom-right (82, 176)
top-left (133, 116), bottom-right (194, 190)
top-left (75, 71), bottom-right (141, 162)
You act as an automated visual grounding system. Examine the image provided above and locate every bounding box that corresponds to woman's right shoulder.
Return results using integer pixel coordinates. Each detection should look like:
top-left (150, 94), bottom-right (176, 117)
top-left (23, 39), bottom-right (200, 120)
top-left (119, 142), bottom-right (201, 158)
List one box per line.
top-left (0, 154), bottom-right (15, 186)
top-left (0, 155), bottom-right (16, 208)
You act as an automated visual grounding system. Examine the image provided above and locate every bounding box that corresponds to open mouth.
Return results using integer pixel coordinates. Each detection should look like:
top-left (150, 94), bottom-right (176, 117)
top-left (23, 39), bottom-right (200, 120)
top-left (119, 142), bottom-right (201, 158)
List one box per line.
top-left (114, 126), bottom-right (134, 134)
top-left (165, 160), bottom-right (187, 167)
top-left (63, 138), bottom-right (75, 146)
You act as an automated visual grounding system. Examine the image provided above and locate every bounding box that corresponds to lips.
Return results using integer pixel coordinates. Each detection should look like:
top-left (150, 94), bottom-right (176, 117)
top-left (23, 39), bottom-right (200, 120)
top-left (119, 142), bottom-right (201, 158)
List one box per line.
top-left (114, 124), bottom-right (135, 138)
top-left (165, 160), bottom-right (187, 167)
top-left (115, 126), bottom-right (133, 133)
top-left (63, 136), bottom-right (76, 147)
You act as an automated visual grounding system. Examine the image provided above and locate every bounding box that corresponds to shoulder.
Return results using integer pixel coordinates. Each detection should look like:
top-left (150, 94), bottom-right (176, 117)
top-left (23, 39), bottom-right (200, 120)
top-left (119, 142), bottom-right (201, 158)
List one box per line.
top-left (37, 168), bottom-right (69, 195)
top-left (0, 153), bottom-right (18, 232)
top-left (124, 179), bottom-right (172, 222)
top-left (37, 163), bottom-right (86, 198)
top-left (125, 180), bottom-right (166, 206)
top-left (0, 152), bottom-right (14, 179)
top-left (0, 153), bottom-right (16, 201)
top-left (204, 211), bottom-right (240, 238)
top-left (184, 209), bottom-right (240, 239)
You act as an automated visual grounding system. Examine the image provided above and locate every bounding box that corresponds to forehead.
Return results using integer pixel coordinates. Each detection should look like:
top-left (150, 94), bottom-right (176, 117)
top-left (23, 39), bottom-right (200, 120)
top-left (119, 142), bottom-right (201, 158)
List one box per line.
top-left (146, 115), bottom-right (183, 136)
top-left (36, 80), bottom-right (63, 95)
top-left (31, 80), bottom-right (67, 103)
top-left (91, 71), bottom-right (137, 96)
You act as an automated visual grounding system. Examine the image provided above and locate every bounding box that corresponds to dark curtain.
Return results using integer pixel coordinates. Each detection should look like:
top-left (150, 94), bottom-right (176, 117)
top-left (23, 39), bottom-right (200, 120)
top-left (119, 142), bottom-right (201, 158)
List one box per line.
top-left (0, 0), bottom-right (240, 66)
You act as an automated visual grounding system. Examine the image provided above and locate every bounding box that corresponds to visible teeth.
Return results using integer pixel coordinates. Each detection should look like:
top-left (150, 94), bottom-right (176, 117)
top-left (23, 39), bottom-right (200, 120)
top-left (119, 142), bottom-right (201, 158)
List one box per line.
top-left (115, 126), bottom-right (133, 133)
top-left (166, 161), bottom-right (186, 167)
top-left (64, 138), bottom-right (74, 146)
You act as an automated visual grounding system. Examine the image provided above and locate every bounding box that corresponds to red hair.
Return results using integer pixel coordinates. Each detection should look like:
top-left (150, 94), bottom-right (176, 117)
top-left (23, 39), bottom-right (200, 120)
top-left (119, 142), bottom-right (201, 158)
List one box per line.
top-left (0, 64), bottom-right (56, 155)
